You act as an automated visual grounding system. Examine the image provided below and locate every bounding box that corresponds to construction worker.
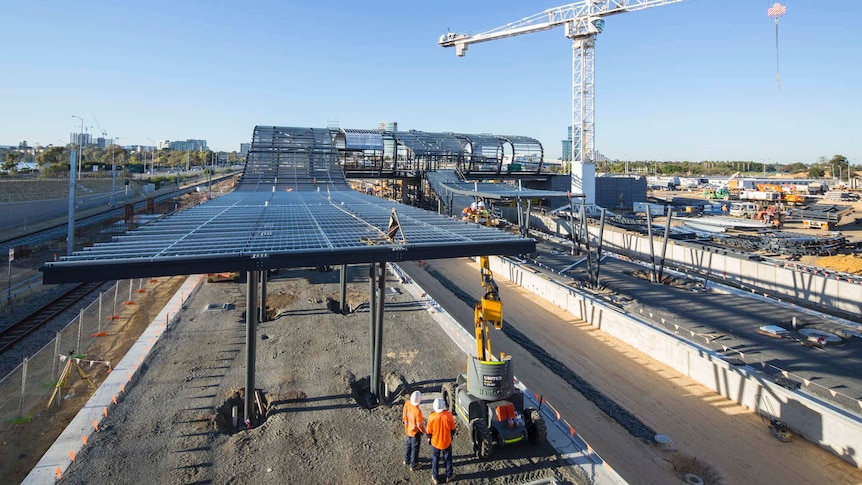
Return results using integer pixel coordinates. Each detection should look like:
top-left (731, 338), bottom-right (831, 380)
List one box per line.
top-left (427, 397), bottom-right (456, 484)
top-left (402, 390), bottom-right (425, 471)
top-left (477, 200), bottom-right (490, 224)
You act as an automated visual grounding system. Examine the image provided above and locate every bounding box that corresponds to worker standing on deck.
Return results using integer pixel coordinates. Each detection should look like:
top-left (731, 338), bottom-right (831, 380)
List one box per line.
top-left (427, 397), bottom-right (456, 484)
top-left (402, 390), bottom-right (425, 471)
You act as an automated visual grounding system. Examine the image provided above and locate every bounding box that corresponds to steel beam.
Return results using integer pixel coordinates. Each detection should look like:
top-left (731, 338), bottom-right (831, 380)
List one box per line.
top-left (245, 270), bottom-right (258, 425)
top-left (340, 264), bottom-right (348, 314)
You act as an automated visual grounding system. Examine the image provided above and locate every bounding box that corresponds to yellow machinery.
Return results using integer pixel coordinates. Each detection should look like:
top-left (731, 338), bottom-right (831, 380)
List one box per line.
top-left (475, 256), bottom-right (502, 360)
top-left (441, 255), bottom-right (546, 459)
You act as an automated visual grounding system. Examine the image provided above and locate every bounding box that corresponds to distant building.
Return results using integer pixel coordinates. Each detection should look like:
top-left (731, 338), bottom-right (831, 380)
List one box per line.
top-left (167, 139), bottom-right (208, 151)
top-left (240, 143), bottom-right (250, 156)
top-left (70, 132), bottom-right (92, 146)
top-left (561, 126), bottom-right (572, 162)
top-left (158, 140), bottom-right (171, 150)
top-left (378, 122), bottom-right (397, 160)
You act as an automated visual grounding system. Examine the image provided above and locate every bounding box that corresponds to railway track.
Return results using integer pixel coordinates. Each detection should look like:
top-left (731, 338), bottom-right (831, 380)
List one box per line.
top-left (0, 282), bottom-right (103, 354)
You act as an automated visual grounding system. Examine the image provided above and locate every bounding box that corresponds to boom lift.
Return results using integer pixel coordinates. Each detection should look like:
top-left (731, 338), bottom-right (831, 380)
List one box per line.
top-left (440, 256), bottom-right (546, 459)
top-left (440, 0), bottom-right (686, 206)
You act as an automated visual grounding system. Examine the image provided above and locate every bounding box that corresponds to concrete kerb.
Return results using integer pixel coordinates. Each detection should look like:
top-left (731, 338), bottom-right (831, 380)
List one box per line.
top-left (388, 263), bottom-right (627, 485)
top-left (23, 274), bottom-right (205, 484)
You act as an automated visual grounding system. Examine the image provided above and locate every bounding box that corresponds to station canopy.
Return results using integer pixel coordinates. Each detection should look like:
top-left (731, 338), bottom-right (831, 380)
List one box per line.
top-left (391, 131), bottom-right (465, 157)
top-left (40, 126), bottom-right (536, 284)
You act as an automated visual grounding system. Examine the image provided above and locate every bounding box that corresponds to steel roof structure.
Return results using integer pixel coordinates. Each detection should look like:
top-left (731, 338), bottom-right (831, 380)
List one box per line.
top-left (437, 181), bottom-right (573, 200)
top-left (41, 126), bottom-right (536, 284)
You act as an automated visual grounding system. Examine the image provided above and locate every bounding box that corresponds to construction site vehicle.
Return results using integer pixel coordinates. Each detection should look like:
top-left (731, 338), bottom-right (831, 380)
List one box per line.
top-left (740, 190), bottom-right (781, 202)
top-left (440, 256), bottom-right (546, 459)
top-left (729, 202), bottom-right (759, 219)
top-left (754, 206), bottom-right (782, 227)
top-left (703, 187), bottom-right (737, 200)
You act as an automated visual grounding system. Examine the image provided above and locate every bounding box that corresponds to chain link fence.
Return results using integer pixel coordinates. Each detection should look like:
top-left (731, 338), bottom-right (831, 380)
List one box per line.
top-left (0, 279), bottom-right (146, 429)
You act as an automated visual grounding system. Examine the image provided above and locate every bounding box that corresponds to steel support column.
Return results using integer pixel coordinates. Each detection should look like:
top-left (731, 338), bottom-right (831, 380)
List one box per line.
top-left (374, 262), bottom-right (385, 400)
top-left (646, 210), bottom-right (657, 282)
top-left (340, 264), bottom-right (348, 314)
top-left (658, 206), bottom-right (673, 281)
top-left (594, 208), bottom-right (606, 287)
top-left (259, 270), bottom-right (268, 323)
top-left (368, 263), bottom-right (379, 404)
top-left (245, 270), bottom-right (258, 425)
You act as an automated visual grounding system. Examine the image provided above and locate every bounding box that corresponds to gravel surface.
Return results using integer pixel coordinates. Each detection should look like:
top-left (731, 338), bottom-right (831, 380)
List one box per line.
top-left (58, 267), bottom-right (585, 484)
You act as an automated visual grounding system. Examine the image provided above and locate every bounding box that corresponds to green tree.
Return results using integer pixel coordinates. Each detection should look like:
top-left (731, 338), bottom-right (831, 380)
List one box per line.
top-left (783, 162), bottom-right (807, 174)
top-left (3, 151), bottom-right (22, 171)
top-left (808, 165), bottom-right (824, 178)
top-left (829, 154), bottom-right (849, 179)
top-left (37, 146), bottom-right (67, 171)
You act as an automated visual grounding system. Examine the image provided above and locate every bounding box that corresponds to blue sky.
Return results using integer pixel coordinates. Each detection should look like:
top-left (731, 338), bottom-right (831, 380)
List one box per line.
top-left (1, 0), bottom-right (859, 164)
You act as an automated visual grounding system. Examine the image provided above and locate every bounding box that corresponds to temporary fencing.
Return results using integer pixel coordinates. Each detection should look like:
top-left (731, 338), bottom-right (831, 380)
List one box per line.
top-left (0, 278), bottom-right (154, 435)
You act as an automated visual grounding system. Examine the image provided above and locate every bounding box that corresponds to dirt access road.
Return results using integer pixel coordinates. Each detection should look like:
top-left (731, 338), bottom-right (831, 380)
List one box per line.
top-left (57, 268), bottom-right (585, 485)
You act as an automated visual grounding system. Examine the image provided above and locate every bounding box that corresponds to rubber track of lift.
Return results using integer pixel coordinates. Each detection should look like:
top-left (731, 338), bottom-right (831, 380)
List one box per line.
top-left (423, 264), bottom-right (658, 442)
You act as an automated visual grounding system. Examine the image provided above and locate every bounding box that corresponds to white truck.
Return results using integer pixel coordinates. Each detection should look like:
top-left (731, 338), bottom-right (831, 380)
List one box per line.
top-left (740, 190), bottom-right (781, 202)
top-left (729, 202), bottom-right (759, 218)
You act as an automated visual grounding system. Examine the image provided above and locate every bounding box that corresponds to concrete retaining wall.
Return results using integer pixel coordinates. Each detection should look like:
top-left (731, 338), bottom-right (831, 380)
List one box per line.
top-left (488, 256), bottom-right (862, 468)
top-left (528, 212), bottom-right (862, 316)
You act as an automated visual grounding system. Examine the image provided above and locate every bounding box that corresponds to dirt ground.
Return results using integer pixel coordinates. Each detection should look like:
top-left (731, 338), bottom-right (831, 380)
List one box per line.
top-left (56, 269), bottom-right (585, 485)
top-left (0, 276), bottom-right (187, 484)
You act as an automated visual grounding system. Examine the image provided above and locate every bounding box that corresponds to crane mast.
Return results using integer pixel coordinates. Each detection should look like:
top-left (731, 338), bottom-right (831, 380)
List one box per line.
top-left (440, 0), bottom-right (685, 206)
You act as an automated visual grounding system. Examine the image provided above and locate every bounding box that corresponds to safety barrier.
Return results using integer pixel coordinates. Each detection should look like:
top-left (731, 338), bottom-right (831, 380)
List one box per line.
top-left (21, 274), bottom-right (204, 484)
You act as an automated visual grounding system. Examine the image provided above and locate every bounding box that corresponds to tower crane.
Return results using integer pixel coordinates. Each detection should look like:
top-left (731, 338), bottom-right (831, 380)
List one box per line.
top-left (440, 0), bottom-right (685, 206)
top-left (92, 114), bottom-right (108, 144)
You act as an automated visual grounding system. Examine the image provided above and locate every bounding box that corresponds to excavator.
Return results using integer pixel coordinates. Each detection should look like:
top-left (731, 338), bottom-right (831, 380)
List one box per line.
top-left (440, 256), bottom-right (546, 458)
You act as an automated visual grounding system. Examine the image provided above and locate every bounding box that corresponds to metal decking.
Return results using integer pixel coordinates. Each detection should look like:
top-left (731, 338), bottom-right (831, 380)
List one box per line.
top-left (41, 126), bottom-right (536, 283)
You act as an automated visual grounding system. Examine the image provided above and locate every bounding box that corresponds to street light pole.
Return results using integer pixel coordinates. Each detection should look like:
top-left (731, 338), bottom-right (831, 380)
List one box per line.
top-left (147, 138), bottom-right (156, 175)
top-left (72, 115), bottom-right (83, 180)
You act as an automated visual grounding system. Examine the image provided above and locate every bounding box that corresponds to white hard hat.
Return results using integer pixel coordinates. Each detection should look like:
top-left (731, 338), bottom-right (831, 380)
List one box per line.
top-left (477, 200), bottom-right (485, 208)
top-left (433, 397), bottom-right (445, 413)
top-left (410, 390), bottom-right (422, 406)
top-left (470, 202), bottom-right (477, 210)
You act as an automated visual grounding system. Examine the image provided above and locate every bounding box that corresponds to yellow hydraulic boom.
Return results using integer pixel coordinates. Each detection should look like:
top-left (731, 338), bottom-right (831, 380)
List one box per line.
top-left (475, 256), bottom-right (503, 361)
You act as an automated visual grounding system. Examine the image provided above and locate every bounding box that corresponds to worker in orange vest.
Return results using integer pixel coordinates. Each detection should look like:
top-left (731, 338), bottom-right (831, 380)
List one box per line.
top-left (402, 390), bottom-right (426, 471)
top-left (427, 397), bottom-right (456, 484)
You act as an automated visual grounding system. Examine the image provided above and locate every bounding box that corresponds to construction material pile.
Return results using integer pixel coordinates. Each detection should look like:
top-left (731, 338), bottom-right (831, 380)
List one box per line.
top-left (815, 254), bottom-right (862, 275)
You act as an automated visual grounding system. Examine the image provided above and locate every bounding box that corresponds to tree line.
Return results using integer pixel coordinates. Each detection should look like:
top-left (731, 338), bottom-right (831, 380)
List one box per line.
top-left (594, 155), bottom-right (854, 178)
top-left (1, 143), bottom-right (244, 177)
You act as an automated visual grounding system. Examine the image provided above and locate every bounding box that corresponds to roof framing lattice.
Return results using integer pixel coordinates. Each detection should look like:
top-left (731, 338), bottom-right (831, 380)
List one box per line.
top-left (41, 126), bottom-right (536, 284)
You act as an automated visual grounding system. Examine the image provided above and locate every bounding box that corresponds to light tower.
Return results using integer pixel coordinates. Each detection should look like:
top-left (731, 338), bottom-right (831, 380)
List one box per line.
top-left (439, 0), bottom-right (686, 207)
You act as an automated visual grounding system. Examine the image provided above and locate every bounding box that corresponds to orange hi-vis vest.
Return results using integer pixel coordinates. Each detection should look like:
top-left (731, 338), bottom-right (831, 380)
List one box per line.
top-left (403, 401), bottom-right (425, 437)
top-left (427, 409), bottom-right (456, 449)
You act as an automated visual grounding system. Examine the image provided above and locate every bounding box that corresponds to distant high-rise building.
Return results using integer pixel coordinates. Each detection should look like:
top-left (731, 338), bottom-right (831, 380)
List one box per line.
top-left (240, 143), bottom-right (250, 156)
top-left (70, 132), bottom-right (92, 147)
top-left (167, 139), bottom-right (208, 151)
top-left (561, 126), bottom-right (572, 161)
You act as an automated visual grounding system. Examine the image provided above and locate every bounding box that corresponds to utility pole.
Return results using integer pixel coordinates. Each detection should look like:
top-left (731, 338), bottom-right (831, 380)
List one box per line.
top-left (72, 115), bottom-right (83, 180)
top-left (147, 138), bottom-right (156, 175)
